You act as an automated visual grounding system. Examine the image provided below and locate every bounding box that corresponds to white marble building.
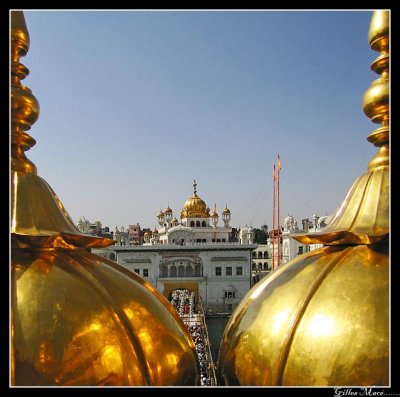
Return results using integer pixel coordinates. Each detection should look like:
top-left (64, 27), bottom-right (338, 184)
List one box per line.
top-left (92, 181), bottom-right (256, 314)
top-left (93, 244), bottom-right (255, 314)
top-left (281, 213), bottom-right (332, 264)
top-left (251, 214), bottom-right (332, 286)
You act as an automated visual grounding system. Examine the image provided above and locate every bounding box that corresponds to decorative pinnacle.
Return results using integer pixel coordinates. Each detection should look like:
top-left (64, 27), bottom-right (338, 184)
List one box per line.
top-left (212, 203), bottom-right (218, 226)
top-left (11, 11), bottom-right (40, 174)
top-left (213, 203), bottom-right (218, 216)
top-left (292, 11), bottom-right (389, 245)
top-left (362, 10), bottom-right (389, 170)
top-left (193, 179), bottom-right (197, 195)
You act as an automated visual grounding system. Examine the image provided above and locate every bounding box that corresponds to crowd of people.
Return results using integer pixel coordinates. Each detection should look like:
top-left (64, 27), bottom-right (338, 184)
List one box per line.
top-left (186, 323), bottom-right (212, 386)
top-left (168, 289), bottom-right (215, 386)
top-left (169, 289), bottom-right (198, 316)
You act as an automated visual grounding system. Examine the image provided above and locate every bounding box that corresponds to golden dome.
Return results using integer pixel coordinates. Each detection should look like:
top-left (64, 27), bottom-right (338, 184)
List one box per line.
top-left (144, 231), bottom-right (150, 237)
top-left (217, 11), bottom-right (389, 386)
top-left (164, 206), bottom-right (172, 214)
top-left (11, 12), bottom-right (199, 386)
top-left (181, 180), bottom-right (209, 219)
top-left (13, 249), bottom-right (200, 386)
top-left (172, 217), bottom-right (178, 223)
top-left (152, 228), bottom-right (159, 234)
top-left (157, 210), bottom-right (164, 218)
top-left (217, 245), bottom-right (388, 386)
top-left (222, 206), bottom-right (231, 215)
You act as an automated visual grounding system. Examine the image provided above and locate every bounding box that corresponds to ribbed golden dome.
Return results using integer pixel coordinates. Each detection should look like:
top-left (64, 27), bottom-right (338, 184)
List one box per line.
top-left (217, 244), bottom-right (388, 386)
top-left (157, 210), bottom-right (164, 218)
top-left (11, 12), bottom-right (199, 386)
top-left (12, 248), bottom-right (200, 386)
top-left (181, 180), bottom-right (209, 218)
top-left (217, 11), bottom-right (389, 387)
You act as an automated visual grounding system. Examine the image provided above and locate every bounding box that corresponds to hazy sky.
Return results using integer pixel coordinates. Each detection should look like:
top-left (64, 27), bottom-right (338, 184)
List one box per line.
top-left (20, 9), bottom-right (378, 231)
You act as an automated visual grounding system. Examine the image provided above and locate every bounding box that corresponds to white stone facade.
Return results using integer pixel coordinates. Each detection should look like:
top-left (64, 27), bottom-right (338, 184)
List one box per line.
top-left (280, 214), bottom-right (333, 264)
top-left (92, 244), bottom-right (255, 314)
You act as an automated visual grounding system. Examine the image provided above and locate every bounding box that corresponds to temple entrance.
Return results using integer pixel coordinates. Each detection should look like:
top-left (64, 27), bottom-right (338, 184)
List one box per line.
top-left (163, 282), bottom-right (199, 301)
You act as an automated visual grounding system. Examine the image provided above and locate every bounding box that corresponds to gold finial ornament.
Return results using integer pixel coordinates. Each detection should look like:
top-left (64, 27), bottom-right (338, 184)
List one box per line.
top-left (11, 11), bottom-right (199, 386)
top-left (363, 10), bottom-right (389, 172)
top-left (217, 11), bottom-right (389, 386)
top-left (11, 11), bottom-right (38, 175)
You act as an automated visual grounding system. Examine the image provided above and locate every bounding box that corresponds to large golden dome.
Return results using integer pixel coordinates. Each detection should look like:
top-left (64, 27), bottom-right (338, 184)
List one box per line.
top-left (11, 12), bottom-right (199, 386)
top-left (217, 244), bottom-right (388, 386)
top-left (181, 180), bottom-right (210, 219)
top-left (12, 248), bottom-right (200, 386)
top-left (217, 11), bottom-right (389, 386)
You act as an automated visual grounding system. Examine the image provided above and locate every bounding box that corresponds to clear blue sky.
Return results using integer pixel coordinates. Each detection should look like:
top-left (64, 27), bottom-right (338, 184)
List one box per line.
top-left (21, 9), bottom-right (377, 231)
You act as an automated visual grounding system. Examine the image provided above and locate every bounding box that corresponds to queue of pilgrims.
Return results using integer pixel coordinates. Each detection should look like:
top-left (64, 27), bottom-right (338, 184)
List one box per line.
top-left (169, 288), bottom-right (198, 316)
top-left (168, 289), bottom-right (214, 386)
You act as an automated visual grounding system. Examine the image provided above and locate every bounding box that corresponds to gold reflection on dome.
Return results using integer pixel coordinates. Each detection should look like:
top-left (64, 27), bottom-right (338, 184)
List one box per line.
top-left (11, 11), bottom-right (199, 385)
top-left (305, 313), bottom-right (337, 338)
top-left (217, 11), bottom-right (389, 386)
top-left (12, 248), bottom-right (200, 386)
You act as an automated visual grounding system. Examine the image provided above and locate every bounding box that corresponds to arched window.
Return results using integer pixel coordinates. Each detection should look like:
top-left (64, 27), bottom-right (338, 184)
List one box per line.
top-left (186, 266), bottom-right (193, 277)
top-left (190, 221), bottom-right (195, 227)
top-left (178, 265), bottom-right (185, 277)
top-left (263, 263), bottom-right (268, 271)
top-left (284, 242), bottom-right (289, 255)
top-left (110, 253), bottom-right (116, 261)
top-left (252, 251), bottom-right (256, 259)
top-left (252, 261), bottom-right (256, 270)
top-left (258, 251), bottom-right (262, 259)
top-left (264, 251), bottom-right (269, 259)
top-left (161, 265), bottom-right (168, 277)
top-left (224, 289), bottom-right (236, 299)
top-left (196, 221), bottom-right (200, 227)
top-left (202, 221), bottom-right (206, 227)
top-left (195, 265), bottom-right (201, 277)
top-left (170, 265), bottom-right (177, 277)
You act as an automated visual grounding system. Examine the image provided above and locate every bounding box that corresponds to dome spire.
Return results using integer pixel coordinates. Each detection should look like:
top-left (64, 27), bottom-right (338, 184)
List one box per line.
top-left (193, 179), bottom-right (197, 195)
top-left (294, 10), bottom-right (389, 246)
top-left (11, 11), bottom-right (37, 175)
top-left (11, 11), bottom-right (110, 245)
top-left (364, 10), bottom-right (389, 170)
